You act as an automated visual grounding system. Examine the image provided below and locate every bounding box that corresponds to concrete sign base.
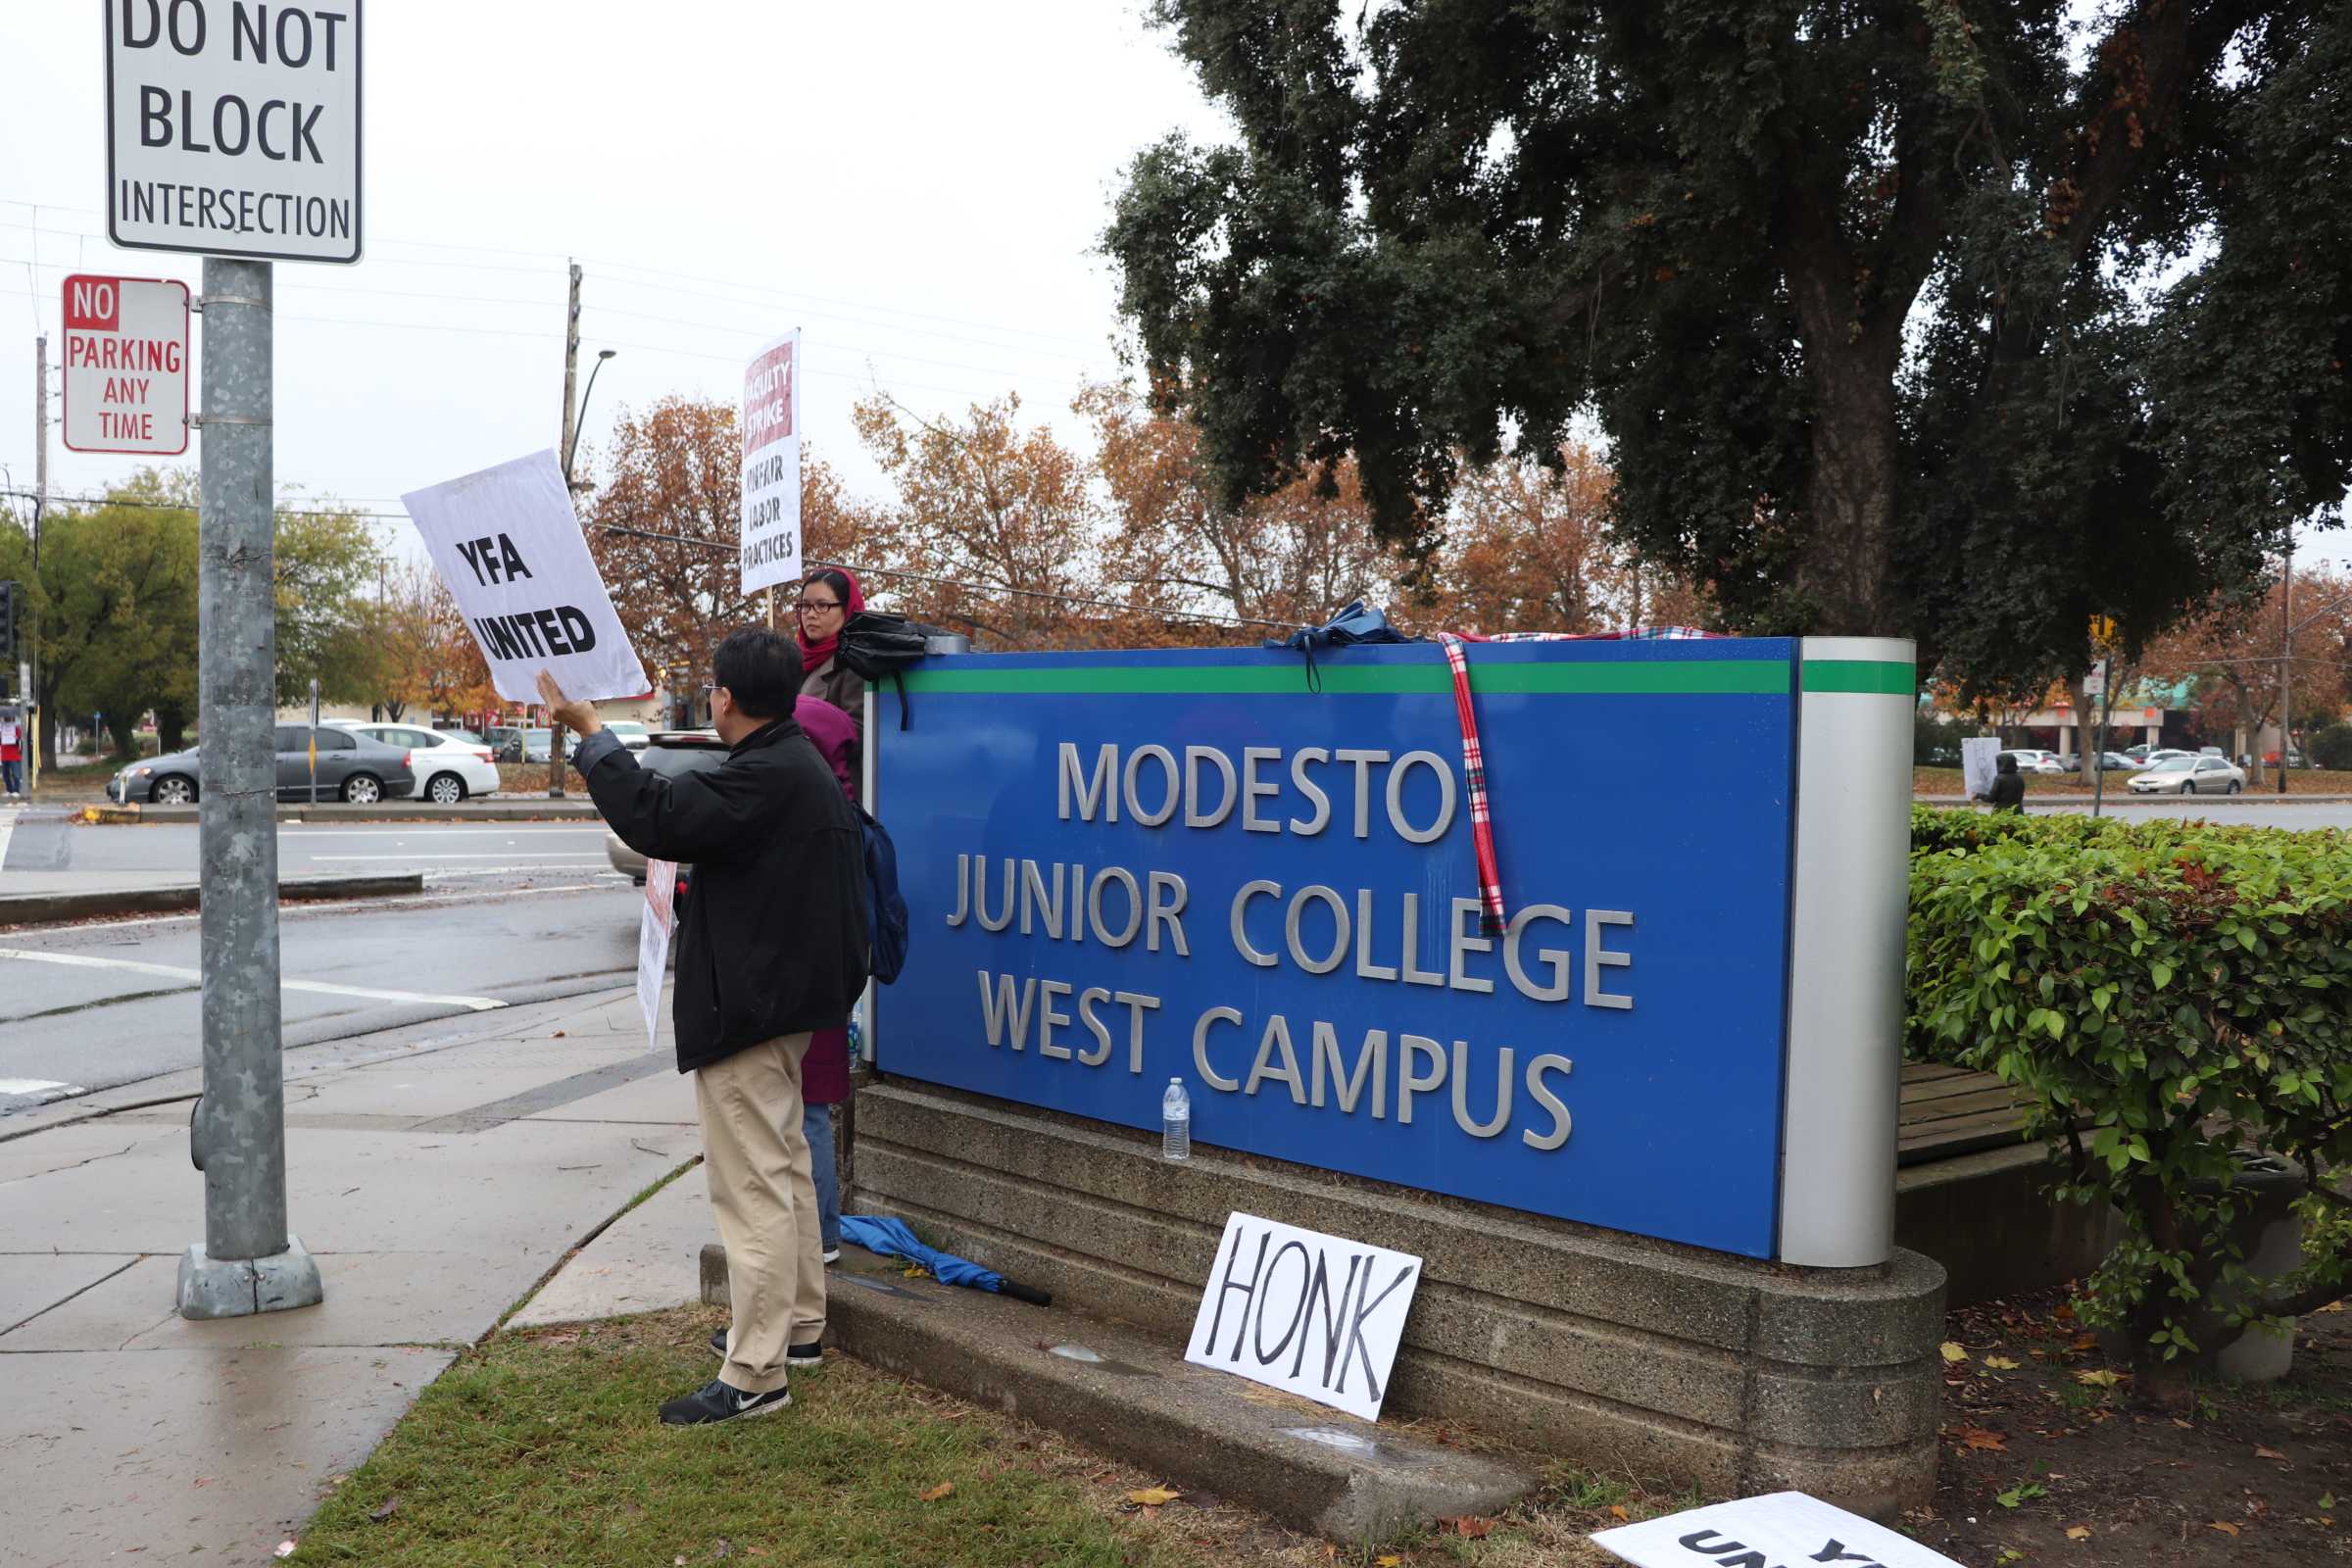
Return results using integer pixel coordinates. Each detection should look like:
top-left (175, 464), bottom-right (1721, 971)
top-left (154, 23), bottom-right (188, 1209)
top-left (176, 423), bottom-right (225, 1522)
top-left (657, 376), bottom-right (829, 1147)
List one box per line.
top-left (851, 1081), bottom-right (1946, 1515)
top-left (176, 1234), bottom-right (324, 1320)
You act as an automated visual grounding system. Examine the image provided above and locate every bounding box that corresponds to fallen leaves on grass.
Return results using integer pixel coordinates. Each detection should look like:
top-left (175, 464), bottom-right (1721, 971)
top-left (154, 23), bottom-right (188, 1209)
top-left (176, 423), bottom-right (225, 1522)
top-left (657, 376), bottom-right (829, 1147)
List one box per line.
top-left (1126, 1487), bottom-right (1182, 1506)
top-left (2257, 1446), bottom-right (2289, 1462)
top-left (368, 1496), bottom-right (400, 1522)
top-left (1607, 1505), bottom-right (1631, 1522)
top-left (1940, 1342), bottom-right (1970, 1363)
top-left (1984, 1355), bottom-right (2022, 1371)
top-left (917, 1482), bottom-right (955, 1502)
top-left (1996, 1483), bottom-right (2048, 1508)
top-left (1438, 1515), bottom-right (1495, 1538)
top-left (2074, 1369), bottom-right (2126, 1388)
top-left (1952, 1425), bottom-right (2008, 1451)
top-left (2066, 1524), bottom-right (2092, 1541)
top-left (2209, 1522), bottom-right (2241, 1537)
top-left (1375, 1557), bottom-right (1402, 1567)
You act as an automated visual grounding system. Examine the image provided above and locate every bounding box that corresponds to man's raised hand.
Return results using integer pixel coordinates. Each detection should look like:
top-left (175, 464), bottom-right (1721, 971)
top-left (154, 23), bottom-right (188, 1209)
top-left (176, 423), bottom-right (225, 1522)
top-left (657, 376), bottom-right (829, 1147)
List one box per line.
top-left (535, 669), bottom-right (602, 737)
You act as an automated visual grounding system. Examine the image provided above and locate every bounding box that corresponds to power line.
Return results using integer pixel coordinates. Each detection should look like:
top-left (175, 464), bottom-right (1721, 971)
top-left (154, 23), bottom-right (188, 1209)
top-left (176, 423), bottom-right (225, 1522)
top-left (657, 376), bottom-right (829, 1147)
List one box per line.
top-left (593, 521), bottom-right (1295, 630)
top-left (0, 487), bottom-right (412, 523)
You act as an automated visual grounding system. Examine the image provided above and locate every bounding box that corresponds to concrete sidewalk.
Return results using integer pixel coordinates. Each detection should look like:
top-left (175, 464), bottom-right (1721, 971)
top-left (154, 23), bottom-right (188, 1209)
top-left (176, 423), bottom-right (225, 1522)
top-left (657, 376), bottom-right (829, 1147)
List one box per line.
top-left (0, 986), bottom-right (700, 1567)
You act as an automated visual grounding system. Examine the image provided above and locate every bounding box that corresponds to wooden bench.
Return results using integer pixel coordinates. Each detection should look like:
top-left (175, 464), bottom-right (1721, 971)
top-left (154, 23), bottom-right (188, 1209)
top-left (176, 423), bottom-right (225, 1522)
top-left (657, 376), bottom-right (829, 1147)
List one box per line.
top-left (1899, 1061), bottom-right (2035, 1165)
top-left (1892, 1061), bottom-right (2116, 1303)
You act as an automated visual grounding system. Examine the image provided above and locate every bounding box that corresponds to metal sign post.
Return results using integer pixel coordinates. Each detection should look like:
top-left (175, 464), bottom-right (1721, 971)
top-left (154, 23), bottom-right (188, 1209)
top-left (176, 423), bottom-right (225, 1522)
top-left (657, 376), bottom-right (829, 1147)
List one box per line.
top-left (180, 257), bottom-right (320, 1318)
top-left (102, 2), bottom-right (365, 1320)
top-left (307, 676), bottom-right (320, 806)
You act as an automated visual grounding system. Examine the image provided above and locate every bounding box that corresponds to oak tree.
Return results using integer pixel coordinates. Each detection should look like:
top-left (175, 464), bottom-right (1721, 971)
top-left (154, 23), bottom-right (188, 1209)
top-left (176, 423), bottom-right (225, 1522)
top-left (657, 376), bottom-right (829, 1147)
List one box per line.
top-left (1107, 2), bottom-right (2352, 695)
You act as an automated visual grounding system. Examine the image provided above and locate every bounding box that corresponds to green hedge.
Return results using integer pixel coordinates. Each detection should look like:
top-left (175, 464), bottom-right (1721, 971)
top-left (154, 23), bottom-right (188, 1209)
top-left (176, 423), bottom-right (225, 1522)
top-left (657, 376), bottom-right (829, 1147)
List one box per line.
top-left (1908, 808), bottom-right (2352, 1380)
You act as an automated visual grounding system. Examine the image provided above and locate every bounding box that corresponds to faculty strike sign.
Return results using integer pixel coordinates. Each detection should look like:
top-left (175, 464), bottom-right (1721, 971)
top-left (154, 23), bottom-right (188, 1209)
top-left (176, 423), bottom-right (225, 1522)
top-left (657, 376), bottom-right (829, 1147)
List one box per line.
top-left (739, 331), bottom-right (802, 597)
top-left (401, 451), bottom-right (649, 706)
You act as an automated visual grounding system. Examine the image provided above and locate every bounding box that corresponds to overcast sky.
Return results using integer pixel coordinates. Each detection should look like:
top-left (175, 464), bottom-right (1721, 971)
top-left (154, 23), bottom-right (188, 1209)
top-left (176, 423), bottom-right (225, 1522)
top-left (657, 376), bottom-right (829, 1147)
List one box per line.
top-left (5, 3), bottom-right (2344, 581)
top-left (1, 0), bottom-right (1224, 556)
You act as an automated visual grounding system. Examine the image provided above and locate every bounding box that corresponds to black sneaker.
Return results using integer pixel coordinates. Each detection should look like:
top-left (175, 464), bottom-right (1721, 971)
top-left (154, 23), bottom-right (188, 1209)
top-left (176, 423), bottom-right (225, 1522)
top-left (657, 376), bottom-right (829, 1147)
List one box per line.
top-left (659, 1378), bottom-right (790, 1426)
top-left (708, 1329), bottom-right (824, 1364)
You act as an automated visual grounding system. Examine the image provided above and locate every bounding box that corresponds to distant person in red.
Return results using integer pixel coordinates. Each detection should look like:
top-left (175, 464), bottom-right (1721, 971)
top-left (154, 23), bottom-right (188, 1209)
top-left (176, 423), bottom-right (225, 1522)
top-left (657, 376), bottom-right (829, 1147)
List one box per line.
top-left (0, 707), bottom-right (24, 797)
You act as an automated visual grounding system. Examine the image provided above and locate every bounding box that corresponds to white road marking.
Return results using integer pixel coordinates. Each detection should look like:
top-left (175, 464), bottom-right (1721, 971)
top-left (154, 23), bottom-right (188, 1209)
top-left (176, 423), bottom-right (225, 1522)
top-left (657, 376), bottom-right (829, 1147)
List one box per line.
top-left (0, 879), bottom-right (622, 933)
top-left (0, 947), bottom-right (508, 1011)
top-left (421, 867), bottom-right (629, 880)
top-left (280, 826), bottom-right (606, 837)
top-left (307, 853), bottom-right (608, 861)
top-left (0, 1077), bottom-right (85, 1102)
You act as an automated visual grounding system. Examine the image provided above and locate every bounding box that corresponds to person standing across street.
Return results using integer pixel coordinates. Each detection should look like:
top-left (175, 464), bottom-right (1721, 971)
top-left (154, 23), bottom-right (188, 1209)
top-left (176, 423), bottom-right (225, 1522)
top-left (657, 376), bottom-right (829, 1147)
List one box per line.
top-left (537, 630), bottom-right (868, 1427)
top-left (0, 707), bottom-right (24, 797)
top-left (1974, 753), bottom-right (2026, 813)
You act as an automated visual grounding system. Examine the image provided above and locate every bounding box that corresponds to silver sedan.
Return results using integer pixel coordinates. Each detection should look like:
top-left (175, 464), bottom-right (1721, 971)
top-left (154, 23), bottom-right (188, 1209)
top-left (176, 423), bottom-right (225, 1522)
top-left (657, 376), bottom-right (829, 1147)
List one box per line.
top-left (2127, 756), bottom-right (2246, 796)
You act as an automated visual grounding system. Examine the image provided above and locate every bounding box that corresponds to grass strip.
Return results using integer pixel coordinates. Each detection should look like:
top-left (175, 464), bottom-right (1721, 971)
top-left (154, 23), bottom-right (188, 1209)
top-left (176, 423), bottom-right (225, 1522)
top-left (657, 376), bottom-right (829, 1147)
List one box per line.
top-left (289, 1308), bottom-right (1292, 1568)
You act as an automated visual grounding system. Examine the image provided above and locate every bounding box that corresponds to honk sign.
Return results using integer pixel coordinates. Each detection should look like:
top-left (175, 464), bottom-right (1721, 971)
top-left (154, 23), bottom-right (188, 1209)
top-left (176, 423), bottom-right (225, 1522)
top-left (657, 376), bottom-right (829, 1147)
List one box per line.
top-left (1183, 1211), bottom-right (1422, 1422)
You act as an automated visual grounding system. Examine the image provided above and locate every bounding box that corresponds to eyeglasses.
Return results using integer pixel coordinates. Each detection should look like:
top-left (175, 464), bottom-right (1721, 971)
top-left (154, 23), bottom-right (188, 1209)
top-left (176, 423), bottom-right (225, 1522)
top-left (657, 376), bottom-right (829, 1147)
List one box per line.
top-left (795, 598), bottom-right (843, 612)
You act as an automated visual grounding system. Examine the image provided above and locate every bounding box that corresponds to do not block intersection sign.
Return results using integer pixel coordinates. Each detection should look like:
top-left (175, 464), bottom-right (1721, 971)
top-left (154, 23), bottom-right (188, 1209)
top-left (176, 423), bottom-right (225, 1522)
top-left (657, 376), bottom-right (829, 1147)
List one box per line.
top-left (62, 273), bottom-right (190, 456)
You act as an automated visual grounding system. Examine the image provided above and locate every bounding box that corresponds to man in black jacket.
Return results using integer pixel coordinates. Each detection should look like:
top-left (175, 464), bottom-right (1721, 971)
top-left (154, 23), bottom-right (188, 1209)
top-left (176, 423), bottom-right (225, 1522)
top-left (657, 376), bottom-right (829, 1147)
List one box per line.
top-left (538, 629), bottom-right (868, 1426)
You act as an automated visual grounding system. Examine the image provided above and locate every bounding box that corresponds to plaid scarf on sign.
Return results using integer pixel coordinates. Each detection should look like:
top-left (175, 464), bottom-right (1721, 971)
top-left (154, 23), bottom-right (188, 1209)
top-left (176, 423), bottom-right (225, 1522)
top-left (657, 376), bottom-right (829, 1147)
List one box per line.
top-left (1435, 633), bottom-right (1507, 937)
top-left (1435, 626), bottom-right (1719, 935)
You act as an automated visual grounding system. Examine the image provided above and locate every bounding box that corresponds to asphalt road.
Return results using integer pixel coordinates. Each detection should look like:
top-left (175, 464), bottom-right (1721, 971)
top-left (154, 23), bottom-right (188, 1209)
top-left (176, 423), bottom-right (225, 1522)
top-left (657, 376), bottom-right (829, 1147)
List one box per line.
top-left (0, 815), bottom-right (620, 888)
top-left (0, 879), bottom-right (643, 1115)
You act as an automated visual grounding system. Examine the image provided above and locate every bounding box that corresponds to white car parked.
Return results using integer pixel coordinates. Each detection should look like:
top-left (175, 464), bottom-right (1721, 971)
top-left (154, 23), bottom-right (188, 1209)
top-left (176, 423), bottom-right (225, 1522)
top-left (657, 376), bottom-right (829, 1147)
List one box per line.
top-left (1998, 749), bottom-right (2068, 775)
top-left (329, 722), bottom-right (502, 804)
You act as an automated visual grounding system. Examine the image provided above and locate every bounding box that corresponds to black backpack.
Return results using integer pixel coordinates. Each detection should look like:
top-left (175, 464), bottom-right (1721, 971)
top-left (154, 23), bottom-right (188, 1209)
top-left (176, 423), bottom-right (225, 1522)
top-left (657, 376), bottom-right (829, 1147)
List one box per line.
top-left (838, 612), bottom-right (945, 729)
top-left (856, 804), bottom-right (910, 985)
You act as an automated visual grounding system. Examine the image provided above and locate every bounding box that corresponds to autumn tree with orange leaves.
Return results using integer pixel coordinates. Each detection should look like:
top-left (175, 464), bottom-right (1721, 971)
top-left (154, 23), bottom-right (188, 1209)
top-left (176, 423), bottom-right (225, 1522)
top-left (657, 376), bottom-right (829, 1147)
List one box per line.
top-left (2140, 565), bottom-right (2352, 774)
top-left (851, 392), bottom-right (1098, 647)
top-left (585, 396), bottom-right (892, 702)
top-left (1082, 379), bottom-right (1404, 638)
top-left (368, 564), bottom-right (497, 723)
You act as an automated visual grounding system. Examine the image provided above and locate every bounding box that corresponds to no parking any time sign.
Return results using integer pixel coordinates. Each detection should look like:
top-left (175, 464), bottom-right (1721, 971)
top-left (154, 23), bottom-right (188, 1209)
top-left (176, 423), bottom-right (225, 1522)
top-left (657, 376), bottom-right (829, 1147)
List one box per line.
top-left (62, 273), bottom-right (190, 456)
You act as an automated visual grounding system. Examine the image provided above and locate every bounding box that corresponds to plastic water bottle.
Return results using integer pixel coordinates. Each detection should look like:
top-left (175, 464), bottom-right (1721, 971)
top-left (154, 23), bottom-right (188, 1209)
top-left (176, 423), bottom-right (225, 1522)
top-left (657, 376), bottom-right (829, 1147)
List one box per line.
top-left (1161, 1077), bottom-right (1191, 1161)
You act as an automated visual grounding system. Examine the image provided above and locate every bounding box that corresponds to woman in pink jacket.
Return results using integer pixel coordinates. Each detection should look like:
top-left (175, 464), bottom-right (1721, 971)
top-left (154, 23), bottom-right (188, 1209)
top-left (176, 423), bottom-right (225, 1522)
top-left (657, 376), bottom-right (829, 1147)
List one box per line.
top-left (793, 692), bottom-right (859, 1261)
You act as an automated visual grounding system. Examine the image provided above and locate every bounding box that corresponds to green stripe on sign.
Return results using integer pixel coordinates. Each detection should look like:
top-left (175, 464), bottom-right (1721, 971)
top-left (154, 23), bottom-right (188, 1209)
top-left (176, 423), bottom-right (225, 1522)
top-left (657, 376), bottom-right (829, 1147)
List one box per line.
top-left (1801, 660), bottom-right (1917, 695)
top-left (897, 661), bottom-right (1791, 697)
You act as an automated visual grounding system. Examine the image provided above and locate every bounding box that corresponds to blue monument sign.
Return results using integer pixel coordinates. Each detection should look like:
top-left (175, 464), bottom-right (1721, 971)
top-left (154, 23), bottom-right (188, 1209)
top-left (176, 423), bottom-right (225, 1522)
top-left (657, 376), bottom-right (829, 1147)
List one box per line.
top-left (871, 637), bottom-right (1915, 1264)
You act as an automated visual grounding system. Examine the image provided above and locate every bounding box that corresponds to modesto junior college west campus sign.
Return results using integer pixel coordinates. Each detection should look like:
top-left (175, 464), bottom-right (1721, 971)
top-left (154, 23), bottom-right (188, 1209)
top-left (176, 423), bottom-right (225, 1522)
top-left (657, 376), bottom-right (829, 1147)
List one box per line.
top-left (870, 635), bottom-right (1916, 1269)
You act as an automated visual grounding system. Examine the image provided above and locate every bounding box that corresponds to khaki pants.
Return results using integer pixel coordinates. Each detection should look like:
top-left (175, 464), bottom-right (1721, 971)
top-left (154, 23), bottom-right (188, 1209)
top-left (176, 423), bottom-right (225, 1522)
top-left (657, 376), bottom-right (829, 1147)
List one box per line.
top-left (697, 1032), bottom-right (826, 1394)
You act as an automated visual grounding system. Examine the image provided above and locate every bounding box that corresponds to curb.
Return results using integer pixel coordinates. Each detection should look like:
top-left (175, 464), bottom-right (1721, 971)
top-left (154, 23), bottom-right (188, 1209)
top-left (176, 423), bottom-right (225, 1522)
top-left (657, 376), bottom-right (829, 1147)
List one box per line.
top-left (1918, 793), bottom-right (2352, 807)
top-left (0, 872), bottom-right (426, 928)
top-left (701, 1244), bottom-right (1532, 1544)
top-left (98, 800), bottom-right (605, 824)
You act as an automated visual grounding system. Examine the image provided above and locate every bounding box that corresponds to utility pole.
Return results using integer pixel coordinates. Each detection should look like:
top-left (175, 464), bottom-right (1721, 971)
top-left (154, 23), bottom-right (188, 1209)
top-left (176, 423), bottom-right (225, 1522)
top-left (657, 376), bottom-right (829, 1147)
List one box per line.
top-left (29, 333), bottom-right (46, 783)
top-left (2279, 544), bottom-right (2292, 795)
top-left (179, 259), bottom-right (322, 1320)
top-left (549, 260), bottom-right (582, 799)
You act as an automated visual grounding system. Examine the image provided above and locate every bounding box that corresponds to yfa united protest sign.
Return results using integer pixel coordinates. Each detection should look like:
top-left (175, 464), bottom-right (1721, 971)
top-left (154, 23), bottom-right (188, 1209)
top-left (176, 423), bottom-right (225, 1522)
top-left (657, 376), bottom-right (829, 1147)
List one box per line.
top-left (402, 451), bottom-right (648, 706)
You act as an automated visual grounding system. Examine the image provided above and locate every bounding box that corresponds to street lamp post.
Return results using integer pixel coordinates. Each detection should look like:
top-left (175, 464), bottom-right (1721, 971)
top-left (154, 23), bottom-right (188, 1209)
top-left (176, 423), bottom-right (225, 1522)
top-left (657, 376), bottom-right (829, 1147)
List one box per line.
top-left (564, 349), bottom-right (617, 489)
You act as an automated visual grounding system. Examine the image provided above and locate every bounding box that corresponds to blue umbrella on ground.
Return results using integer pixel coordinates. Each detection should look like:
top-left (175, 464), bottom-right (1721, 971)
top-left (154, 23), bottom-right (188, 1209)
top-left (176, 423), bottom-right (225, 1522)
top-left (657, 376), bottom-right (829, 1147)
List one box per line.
top-left (841, 1215), bottom-right (1052, 1305)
